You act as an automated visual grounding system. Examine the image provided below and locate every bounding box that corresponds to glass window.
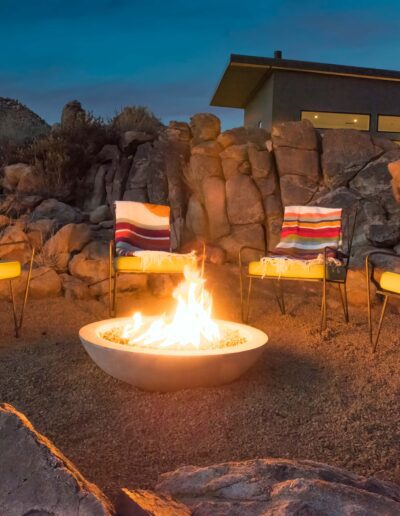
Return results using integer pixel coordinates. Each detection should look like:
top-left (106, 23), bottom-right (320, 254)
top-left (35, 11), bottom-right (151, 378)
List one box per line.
top-left (301, 111), bottom-right (370, 130)
top-left (378, 115), bottom-right (400, 133)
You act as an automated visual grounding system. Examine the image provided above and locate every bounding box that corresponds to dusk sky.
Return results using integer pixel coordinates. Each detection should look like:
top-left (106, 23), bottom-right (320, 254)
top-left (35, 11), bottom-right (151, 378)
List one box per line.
top-left (1, 0), bottom-right (400, 129)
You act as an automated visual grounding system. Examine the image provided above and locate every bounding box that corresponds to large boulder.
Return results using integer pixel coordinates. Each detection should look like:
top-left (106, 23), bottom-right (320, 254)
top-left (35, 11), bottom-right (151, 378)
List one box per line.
top-left (42, 223), bottom-right (91, 271)
top-left (322, 130), bottom-right (382, 189)
top-left (226, 175), bottom-right (264, 225)
top-left (367, 224), bottom-right (400, 248)
top-left (191, 140), bottom-right (222, 158)
top-left (221, 158), bottom-right (251, 180)
top-left (274, 147), bottom-right (320, 181)
top-left (166, 121), bottom-right (191, 143)
top-left (217, 127), bottom-right (248, 148)
top-left (156, 458), bottom-right (400, 515)
top-left (1, 163), bottom-right (34, 192)
top-left (60, 100), bottom-right (85, 128)
top-left (218, 223), bottom-right (265, 261)
top-left (90, 205), bottom-right (111, 224)
top-left (279, 174), bottom-right (319, 206)
top-left (69, 253), bottom-right (108, 285)
top-left (350, 149), bottom-right (400, 198)
top-left (248, 144), bottom-right (275, 178)
top-left (0, 226), bottom-right (32, 264)
top-left (272, 119), bottom-right (318, 150)
top-left (190, 113), bottom-right (220, 143)
top-left (0, 403), bottom-right (112, 514)
top-left (117, 488), bottom-right (189, 515)
top-left (189, 154), bottom-right (222, 181)
top-left (84, 163), bottom-right (108, 211)
top-left (202, 176), bottom-right (230, 240)
top-left (119, 130), bottom-right (155, 152)
top-left (29, 267), bottom-right (62, 298)
top-left (31, 199), bottom-right (83, 225)
top-left (185, 195), bottom-right (208, 237)
top-left (388, 159), bottom-right (400, 203)
top-left (60, 273), bottom-right (90, 300)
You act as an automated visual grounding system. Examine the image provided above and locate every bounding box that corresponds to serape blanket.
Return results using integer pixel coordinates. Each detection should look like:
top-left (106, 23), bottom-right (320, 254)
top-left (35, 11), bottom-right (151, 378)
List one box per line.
top-left (115, 201), bottom-right (171, 256)
top-left (273, 205), bottom-right (342, 259)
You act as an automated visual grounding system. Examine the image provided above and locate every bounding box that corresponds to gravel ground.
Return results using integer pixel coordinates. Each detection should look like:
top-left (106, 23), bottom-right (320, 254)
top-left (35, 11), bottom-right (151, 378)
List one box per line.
top-left (0, 264), bottom-right (399, 503)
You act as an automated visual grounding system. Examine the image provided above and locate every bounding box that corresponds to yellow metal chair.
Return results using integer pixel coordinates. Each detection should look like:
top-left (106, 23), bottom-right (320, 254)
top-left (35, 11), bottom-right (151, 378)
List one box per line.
top-left (239, 208), bottom-right (357, 330)
top-left (366, 251), bottom-right (400, 352)
top-left (109, 201), bottom-right (196, 316)
top-left (0, 241), bottom-right (35, 337)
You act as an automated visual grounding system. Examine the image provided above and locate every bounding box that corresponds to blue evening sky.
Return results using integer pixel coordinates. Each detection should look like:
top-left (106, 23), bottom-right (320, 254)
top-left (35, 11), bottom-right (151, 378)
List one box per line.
top-left (1, 0), bottom-right (400, 128)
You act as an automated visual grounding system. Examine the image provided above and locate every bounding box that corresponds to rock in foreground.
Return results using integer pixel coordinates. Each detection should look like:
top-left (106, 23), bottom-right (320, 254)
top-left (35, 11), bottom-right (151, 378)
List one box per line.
top-left (0, 403), bottom-right (113, 515)
top-left (156, 458), bottom-right (400, 515)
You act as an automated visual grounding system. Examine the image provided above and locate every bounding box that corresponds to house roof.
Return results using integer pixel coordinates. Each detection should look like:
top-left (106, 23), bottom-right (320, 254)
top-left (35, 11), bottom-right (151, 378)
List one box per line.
top-left (210, 54), bottom-right (400, 109)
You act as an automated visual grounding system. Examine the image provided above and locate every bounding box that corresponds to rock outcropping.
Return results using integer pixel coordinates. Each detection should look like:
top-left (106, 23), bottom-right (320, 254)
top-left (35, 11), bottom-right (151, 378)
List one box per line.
top-left (155, 458), bottom-right (400, 515)
top-left (0, 403), bottom-right (112, 515)
top-left (0, 97), bottom-right (50, 145)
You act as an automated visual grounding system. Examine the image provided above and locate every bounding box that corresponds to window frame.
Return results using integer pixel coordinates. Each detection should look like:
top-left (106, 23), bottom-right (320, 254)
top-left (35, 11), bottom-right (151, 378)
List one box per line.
top-left (377, 114), bottom-right (400, 133)
top-left (300, 110), bottom-right (371, 131)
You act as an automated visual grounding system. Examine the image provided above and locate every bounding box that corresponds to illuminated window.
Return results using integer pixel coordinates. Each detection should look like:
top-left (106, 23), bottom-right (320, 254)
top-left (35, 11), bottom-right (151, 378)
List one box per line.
top-left (301, 111), bottom-right (370, 130)
top-left (378, 115), bottom-right (400, 133)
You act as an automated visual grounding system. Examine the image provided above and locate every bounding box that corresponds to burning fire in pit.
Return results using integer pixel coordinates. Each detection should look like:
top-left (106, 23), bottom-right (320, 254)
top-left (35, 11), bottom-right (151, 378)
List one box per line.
top-left (102, 267), bottom-right (245, 351)
top-left (79, 265), bottom-right (268, 391)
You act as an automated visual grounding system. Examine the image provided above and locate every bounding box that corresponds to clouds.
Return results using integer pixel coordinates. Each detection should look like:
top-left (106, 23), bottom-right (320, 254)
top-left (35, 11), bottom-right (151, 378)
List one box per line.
top-left (1, 0), bottom-right (400, 128)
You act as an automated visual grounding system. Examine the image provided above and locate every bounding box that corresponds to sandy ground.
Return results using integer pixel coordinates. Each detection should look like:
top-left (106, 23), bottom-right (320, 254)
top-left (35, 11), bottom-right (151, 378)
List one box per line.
top-left (0, 264), bottom-right (399, 503)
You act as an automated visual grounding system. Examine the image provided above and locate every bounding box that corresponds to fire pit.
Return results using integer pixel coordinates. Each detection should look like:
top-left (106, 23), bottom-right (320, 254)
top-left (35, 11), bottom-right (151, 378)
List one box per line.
top-left (79, 267), bottom-right (267, 391)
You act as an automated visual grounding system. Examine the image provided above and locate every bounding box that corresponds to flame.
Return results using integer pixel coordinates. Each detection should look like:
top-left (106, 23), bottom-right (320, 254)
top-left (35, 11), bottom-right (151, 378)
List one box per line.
top-left (121, 267), bottom-right (220, 349)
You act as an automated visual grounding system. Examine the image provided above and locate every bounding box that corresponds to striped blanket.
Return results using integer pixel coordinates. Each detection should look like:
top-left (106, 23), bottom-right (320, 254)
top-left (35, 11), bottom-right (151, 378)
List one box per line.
top-left (115, 201), bottom-right (171, 256)
top-left (273, 206), bottom-right (342, 259)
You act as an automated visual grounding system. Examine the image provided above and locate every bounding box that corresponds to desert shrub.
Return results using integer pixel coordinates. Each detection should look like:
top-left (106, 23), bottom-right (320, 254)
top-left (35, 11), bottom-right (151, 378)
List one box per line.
top-left (20, 113), bottom-right (117, 200)
top-left (112, 106), bottom-right (163, 135)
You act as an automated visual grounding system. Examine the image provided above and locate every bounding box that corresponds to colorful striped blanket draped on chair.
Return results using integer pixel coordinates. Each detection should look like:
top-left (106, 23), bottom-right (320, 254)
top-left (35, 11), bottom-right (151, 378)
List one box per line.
top-left (273, 206), bottom-right (343, 260)
top-left (115, 201), bottom-right (171, 256)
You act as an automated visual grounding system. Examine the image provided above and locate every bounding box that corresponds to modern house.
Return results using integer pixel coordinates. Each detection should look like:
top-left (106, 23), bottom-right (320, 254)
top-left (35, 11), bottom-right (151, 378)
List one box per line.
top-left (211, 51), bottom-right (400, 141)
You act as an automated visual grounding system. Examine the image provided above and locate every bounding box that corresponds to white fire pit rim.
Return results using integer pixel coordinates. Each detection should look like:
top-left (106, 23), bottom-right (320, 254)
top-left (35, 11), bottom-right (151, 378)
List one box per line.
top-left (79, 316), bottom-right (268, 357)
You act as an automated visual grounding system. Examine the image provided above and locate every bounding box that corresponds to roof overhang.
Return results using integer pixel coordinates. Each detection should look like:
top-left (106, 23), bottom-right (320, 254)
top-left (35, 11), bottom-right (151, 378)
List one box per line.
top-left (210, 54), bottom-right (400, 109)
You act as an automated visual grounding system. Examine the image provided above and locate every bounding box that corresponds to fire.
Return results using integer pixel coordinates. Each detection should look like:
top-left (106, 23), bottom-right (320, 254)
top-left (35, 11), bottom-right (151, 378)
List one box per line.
top-left (121, 267), bottom-right (220, 349)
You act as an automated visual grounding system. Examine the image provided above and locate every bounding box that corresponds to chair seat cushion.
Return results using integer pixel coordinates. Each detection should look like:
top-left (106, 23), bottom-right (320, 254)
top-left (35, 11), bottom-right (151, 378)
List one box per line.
top-left (0, 260), bottom-right (21, 280)
top-left (115, 253), bottom-right (196, 273)
top-left (249, 259), bottom-right (325, 279)
top-left (380, 271), bottom-right (400, 294)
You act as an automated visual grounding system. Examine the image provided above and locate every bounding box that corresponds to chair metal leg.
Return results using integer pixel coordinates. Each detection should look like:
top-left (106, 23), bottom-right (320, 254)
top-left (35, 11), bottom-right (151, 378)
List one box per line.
top-left (239, 268), bottom-right (244, 322)
top-left (338, 283), bottom-right (349, 323)
top-left (19, 247), bottom-right (35, 332)
top-left (9, 280), bottom-right (19, 338)
top-left (320, 278), bottom-right (327, 331)
top-left (278, 280), bottom-right (286, 315)
top-left (111, 272), bottom-right (118, 317)
top-left (373, 295), bottom-right (389, 353)
top-left (244, 277), bottom-right (253, 323)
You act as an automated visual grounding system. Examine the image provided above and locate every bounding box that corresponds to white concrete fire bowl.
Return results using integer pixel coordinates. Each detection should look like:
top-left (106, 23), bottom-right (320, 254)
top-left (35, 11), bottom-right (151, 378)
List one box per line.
top-left (79, 317), bottom-right (268, 392)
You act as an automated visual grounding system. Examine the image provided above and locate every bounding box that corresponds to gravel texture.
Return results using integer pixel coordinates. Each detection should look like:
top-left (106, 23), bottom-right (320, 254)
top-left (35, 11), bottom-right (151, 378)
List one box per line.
top-left (0, 264), bottom-right (399, 504)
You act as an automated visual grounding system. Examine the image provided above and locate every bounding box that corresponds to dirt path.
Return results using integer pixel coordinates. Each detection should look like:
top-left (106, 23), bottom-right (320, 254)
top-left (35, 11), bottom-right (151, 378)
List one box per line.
top-left (0, 264), bottom-right (399, 502)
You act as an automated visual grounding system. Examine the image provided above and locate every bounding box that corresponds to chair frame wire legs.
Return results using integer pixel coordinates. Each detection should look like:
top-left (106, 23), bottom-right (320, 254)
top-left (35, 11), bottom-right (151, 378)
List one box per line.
top-left (0, 242), bottom-right (35, 338)
top-left (238, 208), bottom-right (356, 332)
top-left (366, 251), bottom-right (399, 353)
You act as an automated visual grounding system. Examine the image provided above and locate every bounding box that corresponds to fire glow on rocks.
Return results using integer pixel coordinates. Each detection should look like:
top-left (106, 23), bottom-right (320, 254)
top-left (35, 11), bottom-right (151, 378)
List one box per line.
top-left (102, 267), bottom-right (246, 351)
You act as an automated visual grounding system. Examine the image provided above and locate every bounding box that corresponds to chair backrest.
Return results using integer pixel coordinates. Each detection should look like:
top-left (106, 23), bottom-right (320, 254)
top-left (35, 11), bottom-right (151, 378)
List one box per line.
top-left (274, 205), bottom-right (343, 259)
top-left (114, 201), bottom-right (171, 256)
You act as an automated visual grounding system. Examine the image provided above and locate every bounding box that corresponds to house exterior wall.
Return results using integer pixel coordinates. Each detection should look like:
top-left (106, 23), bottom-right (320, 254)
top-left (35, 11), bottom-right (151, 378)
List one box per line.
top-left (244, 69), bottom-right (400, 139)
top-left (244, 74), bottom-right (274, 129)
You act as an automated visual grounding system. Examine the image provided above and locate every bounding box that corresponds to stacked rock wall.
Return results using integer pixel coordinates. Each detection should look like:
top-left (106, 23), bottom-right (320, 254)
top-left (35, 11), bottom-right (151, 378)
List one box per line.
top-left (1, 111), bottom-right (400, 303)
top-left (185, 114), bottom-right (282, 260)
